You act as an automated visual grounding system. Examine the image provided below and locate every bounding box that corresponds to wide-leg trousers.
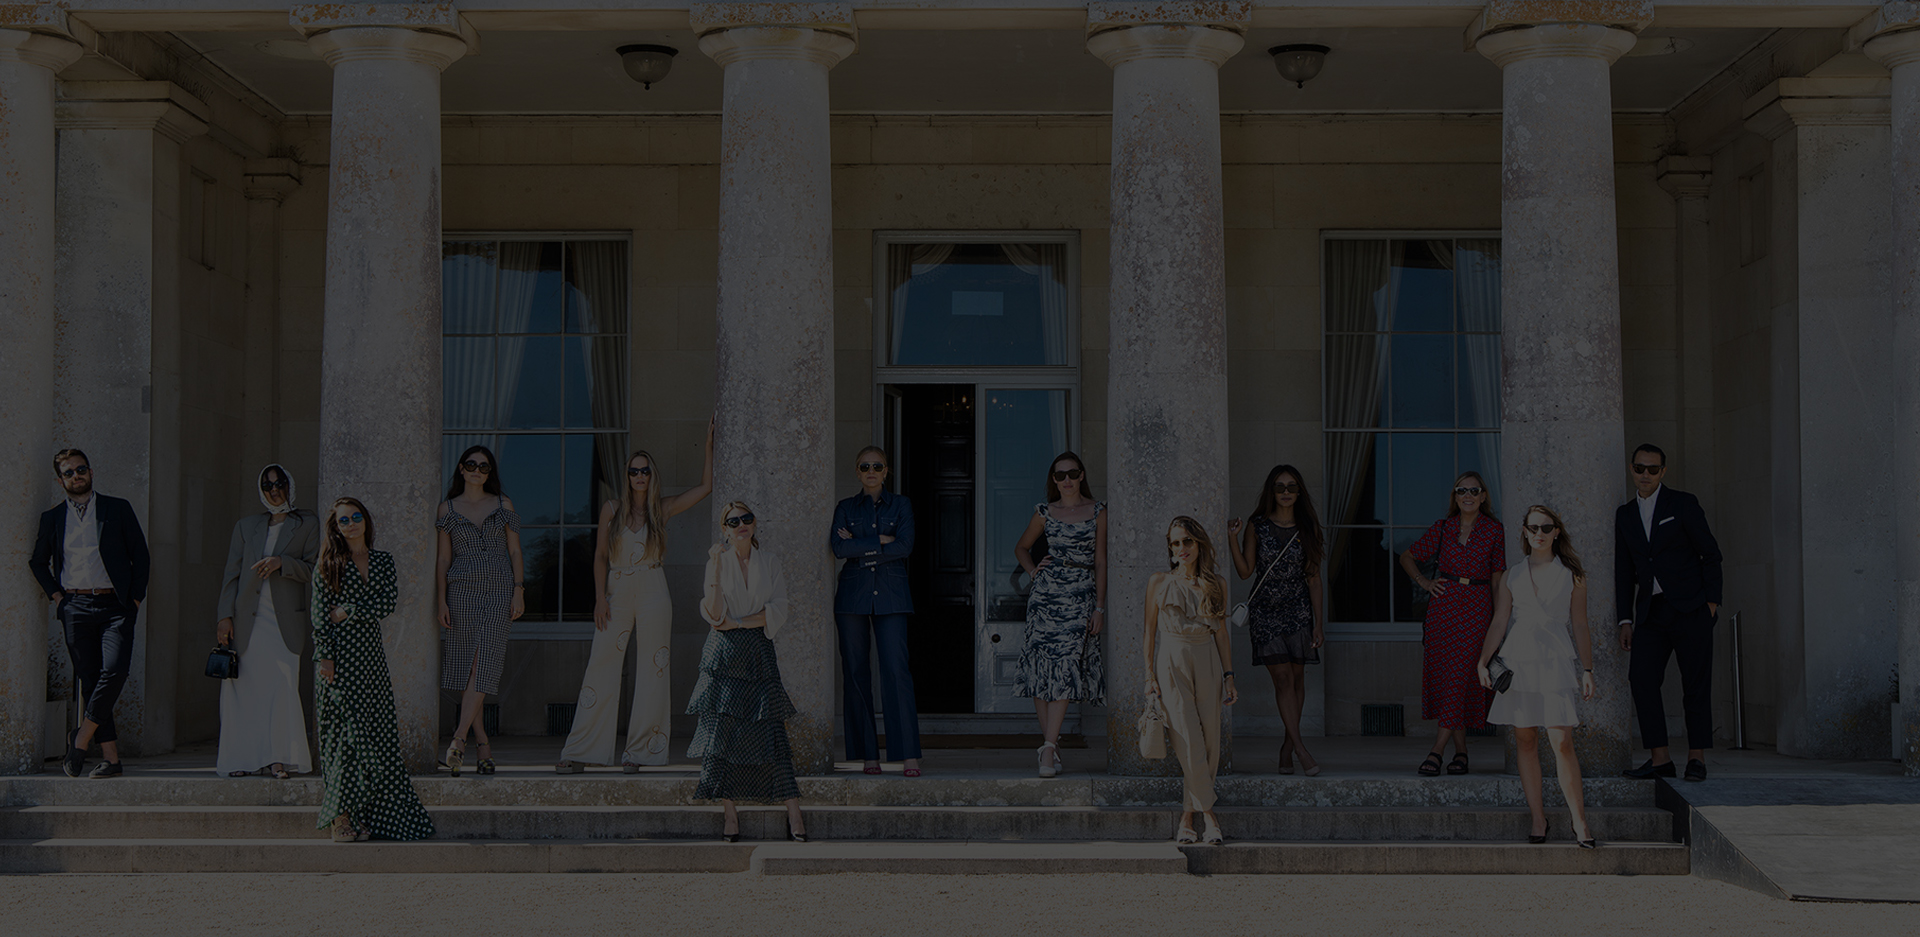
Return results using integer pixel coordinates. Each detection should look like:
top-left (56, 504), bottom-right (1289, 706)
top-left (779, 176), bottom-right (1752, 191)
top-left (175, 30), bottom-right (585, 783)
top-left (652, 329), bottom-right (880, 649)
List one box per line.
top-left (835, 612), bottom-right (922, 761)
top-left (1156, 629), bottom-right (1223, 812)
top-left (560, 565), bottom-right (673, 766)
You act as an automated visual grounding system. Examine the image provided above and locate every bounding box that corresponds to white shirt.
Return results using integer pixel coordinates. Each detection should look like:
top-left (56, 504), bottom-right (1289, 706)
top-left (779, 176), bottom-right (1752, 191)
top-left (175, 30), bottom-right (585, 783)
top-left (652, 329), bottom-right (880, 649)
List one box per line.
top-left (1637, 485), bottom-right (1663, 596)
top-left (61, 492), bottom-right (114, 591)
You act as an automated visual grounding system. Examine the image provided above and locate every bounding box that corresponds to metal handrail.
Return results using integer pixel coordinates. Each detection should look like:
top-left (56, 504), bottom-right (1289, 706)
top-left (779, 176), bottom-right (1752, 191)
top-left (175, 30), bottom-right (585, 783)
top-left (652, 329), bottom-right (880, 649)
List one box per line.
top-left (1728, 610), bottom-right (1750, 750)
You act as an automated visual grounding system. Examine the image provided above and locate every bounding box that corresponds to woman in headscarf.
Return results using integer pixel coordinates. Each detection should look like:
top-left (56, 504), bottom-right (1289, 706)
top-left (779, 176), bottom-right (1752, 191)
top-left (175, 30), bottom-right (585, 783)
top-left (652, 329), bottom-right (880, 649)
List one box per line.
top-left (213, 463), bottom-right (320, 778)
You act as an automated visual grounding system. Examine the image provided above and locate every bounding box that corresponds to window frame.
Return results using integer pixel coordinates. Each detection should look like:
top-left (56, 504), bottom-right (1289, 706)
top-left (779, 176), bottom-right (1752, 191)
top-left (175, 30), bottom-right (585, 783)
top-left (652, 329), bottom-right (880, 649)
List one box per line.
top-left (1319, 229), bottom-right (1501, 643)
top-left (871, 230), bottom-right (1082, 385)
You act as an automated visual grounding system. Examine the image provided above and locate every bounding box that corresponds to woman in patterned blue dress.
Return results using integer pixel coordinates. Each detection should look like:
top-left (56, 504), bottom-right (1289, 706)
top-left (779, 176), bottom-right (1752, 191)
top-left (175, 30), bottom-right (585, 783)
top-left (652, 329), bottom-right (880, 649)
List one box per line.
top-left (1012, 451), bottom-right (1106, 778)
top-left (1227, 464), bottom-right (1326, 776)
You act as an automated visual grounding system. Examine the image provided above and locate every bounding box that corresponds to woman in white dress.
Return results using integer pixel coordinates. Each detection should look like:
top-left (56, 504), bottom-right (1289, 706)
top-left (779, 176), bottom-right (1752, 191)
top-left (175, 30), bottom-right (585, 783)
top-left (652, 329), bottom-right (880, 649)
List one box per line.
top-left (213, 464), bottom-right (320, 778)
top-left (1478, 503), bottom-right (1598, 848)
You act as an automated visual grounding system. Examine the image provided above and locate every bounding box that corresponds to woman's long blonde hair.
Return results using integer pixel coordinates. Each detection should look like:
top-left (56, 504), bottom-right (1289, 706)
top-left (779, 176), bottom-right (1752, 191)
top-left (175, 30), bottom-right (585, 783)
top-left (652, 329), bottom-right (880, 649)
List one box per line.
top-left (611, 450), bottom-right (667, 565)
top-left (1167, 515), bottom-right (1228, 619)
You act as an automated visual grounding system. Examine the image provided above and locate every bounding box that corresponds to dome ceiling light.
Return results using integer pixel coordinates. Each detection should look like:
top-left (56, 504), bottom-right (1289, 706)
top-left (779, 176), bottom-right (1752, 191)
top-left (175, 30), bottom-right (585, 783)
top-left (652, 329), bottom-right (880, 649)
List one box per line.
top-left (617, 44), bottom-right (679, 90)
top-left (1269, 44), bottom-right (1330, 89)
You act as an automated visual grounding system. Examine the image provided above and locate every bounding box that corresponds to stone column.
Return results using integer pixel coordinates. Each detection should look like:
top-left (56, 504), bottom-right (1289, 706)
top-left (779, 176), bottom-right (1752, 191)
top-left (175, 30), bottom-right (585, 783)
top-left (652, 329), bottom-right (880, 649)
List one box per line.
top-left (1866, 8), bottom-right (1920, 774)
top-left (241, 159), bottom-right (302, 483)
top-left (691, 2), bottom-right (854, 775)
top-left (54, 81), bottom-right (210, 757)
top-left (0, 22), bottom-right (81, 775)
top-left (1088, 1), bottom-right (1246, 775)
top-left (1744, 74), bottom-right (1894, 760)
top-left (296, 5), bottom-right (471, 772)
top-left (1472, 1), bottom-right (1647, 773)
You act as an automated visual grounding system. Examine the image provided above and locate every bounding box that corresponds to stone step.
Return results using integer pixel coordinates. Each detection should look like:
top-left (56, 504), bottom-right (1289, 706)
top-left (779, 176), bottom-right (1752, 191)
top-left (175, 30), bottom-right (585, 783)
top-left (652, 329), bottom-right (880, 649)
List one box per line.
top-left (0, 804), bottom-right (1677, 843)
top-left (0, 838), bottom-right (1689, 875)
top-left (0, 774), bottom-right (1659, 809)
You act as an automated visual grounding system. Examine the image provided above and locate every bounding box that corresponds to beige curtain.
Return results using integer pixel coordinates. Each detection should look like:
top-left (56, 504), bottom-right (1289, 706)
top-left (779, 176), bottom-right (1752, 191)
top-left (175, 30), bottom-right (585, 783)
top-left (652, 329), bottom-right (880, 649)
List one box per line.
top-left (887, 243), bottom-right (958, 363)
top-left (443, 242), bottom-right (499, 429)
top-left (1001, 242), bottom-right (1071, 365)
top-left (1324, 240), bottom-right (1395, 582)
top-left (1451, 239), bottom-right (1502, 486)
top-left (494, 242), bottom-right (548, 424)
top-left (567, 241), bottom-right (631, 506)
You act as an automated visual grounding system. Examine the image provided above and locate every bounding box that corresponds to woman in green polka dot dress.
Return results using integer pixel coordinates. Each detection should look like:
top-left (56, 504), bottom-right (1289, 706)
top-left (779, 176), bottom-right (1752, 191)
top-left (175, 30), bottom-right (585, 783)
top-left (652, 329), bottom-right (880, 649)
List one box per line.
top-left (312, 498), bottom-right (435, 843)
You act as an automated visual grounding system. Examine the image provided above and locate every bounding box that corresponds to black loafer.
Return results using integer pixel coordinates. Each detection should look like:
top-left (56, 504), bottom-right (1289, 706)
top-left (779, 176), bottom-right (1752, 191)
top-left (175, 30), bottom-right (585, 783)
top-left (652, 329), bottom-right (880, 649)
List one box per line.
top-left (1684, 759), bottom-right (1707, 782)
top-left (62, 730), bottom-right (86, 778)
top-left (1623, 758), bottom-right (1676, 779)
top-left (89, 760), bottom-right (122, 779)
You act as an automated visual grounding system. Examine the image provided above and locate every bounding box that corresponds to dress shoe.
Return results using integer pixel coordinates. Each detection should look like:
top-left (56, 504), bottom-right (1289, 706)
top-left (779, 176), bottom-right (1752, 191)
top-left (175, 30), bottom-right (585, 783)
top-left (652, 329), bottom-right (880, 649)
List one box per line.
top-left (1622, 758), bottom-right (1676, 779)
top-left (62, 730), bottom-right (86, 778)
top-left (1684, 759), bottom-right (1707, 782)
top-left (89, 761), bottom-right (122, 779)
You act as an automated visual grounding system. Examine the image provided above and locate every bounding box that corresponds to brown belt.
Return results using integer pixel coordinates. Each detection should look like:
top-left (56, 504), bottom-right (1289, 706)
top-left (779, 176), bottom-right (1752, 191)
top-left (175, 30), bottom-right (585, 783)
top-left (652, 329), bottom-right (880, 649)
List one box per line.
top-left (66, 587), bottom-right (115, 595)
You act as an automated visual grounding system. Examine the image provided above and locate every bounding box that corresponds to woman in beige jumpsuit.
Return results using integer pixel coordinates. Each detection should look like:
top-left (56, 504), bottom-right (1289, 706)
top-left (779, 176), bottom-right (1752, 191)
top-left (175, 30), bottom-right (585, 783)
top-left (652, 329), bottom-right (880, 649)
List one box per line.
top-left (1145, 516), bottom-right (1238, 845)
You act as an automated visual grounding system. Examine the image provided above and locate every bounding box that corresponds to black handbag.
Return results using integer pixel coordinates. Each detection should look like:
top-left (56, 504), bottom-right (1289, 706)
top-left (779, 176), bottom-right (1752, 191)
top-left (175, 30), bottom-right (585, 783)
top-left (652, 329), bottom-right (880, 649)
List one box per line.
top-left (204, 641), bottom-right (239, 680)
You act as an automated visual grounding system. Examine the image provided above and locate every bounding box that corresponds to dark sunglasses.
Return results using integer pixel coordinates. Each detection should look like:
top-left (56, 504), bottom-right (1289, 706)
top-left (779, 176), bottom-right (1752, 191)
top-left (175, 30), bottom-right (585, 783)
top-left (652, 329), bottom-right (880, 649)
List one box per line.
top-left (1273, 482), bottom-right (1300, 494)
top-left (1631, 463), bottom-right (1664, 475)
top-left (1453, 486), bottom-right (1485, 496)
top-left (260, 479), bottom-right (289, 492)
top-left (628, 465), bottom-right (652, 477)
top-left (1168, 537), bottom-right (1197, 549)
top-left (1523, 523), bottom-right (1558, 534)
top-left (59, 465), bottom-right (91, 479)
top-left (1051, 469), bottom-right (1084, 482)
top-left (723, 512), bottom-right (755, 528)
top-left (335, 512), bottom-right (366, 527)
top-left (858, 462), bottom-right (887, 473)
top-left (460, 460), bottom-right (493, 475)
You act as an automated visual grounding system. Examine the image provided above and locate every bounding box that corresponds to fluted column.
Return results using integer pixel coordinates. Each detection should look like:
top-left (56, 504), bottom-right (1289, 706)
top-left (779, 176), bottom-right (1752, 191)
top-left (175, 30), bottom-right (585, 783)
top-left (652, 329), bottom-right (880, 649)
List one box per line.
top-left (1473, 1), bottom-right (1647, 773)
top-left (1088, 1), bottom-right (1246, 775)
top-left (1866, 7), bottom-right (1920, 775)
top-left (0, 22), bottom-right (82, 775)
top-left (692, 2), bottom-right (854, 775)
top-left (296, 4), bottom-right (470, 772)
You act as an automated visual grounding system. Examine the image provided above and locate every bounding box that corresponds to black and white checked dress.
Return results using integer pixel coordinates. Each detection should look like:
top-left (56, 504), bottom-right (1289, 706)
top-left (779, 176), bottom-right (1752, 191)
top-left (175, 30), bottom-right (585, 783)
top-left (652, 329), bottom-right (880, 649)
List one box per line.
top-left (437, 498), bottom-right (519, 695)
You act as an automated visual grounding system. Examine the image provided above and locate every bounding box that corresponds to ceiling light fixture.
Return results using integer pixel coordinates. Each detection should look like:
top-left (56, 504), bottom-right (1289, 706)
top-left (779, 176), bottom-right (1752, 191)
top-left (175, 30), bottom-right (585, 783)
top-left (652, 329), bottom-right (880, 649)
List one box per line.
top-left (616, 44), bottom-right (679, 90)
top-left (1269, 44), bottom-right (1330, 89)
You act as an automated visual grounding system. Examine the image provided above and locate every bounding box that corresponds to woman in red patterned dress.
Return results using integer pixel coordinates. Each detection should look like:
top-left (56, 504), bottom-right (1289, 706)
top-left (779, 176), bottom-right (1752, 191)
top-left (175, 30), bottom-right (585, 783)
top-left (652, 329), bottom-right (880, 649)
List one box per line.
top-left (1399, 472), bottom-right (1505, 777)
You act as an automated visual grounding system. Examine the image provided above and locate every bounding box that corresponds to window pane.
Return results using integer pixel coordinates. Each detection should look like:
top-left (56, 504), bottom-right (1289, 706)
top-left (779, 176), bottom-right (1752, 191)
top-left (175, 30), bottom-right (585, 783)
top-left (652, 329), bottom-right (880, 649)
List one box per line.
top-left (1328, 527), bottom-right (1391, 622)
top-left (498, 434), bottom-right (563, 525)
top-left (497, 241), bottom-right (562, 334)
top-left (443, 242), bottom-right (497, 334)
top-left (1325, 431), bottom-right (1384, 528)
top-left (1324, 335), bottom-right (1385, 429)
top-left (1389, 334), bottom-right (1452, 428)
top-left (444, 337), bottom-right (495, 430)
top-left (1458, 433), bottom-right (1502, 505)
top-left (562, 527), bottom-right (598, 619)
top-left (1389, 241), bottom-right (1453, 332)
top-left (1457, 334), bottom-right (1501, 429)
top-left (563, 434), bottom-right (599, 526)
top-left (1455, 239), bottom-right (1502, 332)
top-left (565, 241), bottom-right (629, 334)
top-left (518, 528), bottom-right (561, 621)
top-left (565, 336), bottom-right (628, 429)
top-left (983, 388), bottom-right (1069, 622)
top-left (500, 336), bottom-right (564, 428)
top-left (1390, 432), bottom-right (1454, 529)
top-left (888, 242), bottom-right (1070, 367)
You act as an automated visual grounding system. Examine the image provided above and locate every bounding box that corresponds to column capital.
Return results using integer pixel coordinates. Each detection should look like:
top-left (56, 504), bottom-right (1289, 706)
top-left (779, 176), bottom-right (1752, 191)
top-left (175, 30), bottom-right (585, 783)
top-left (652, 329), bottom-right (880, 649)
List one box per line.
top-left (244, 157), bottom-right (304, 203)
top-left (56, 82), bottom-right (210, 143)
top-left (0, 27), bottom-right (83, 74)
top-left (1743, 77), bottom-right (1891, 140)
top-left (1467, 0), bottom-right (1654, 46)
top-left (1085, 1), bottom-right (1252, 34)
top-left (1474, 21), bottom-right (1638, 68)
top-left (1656, 155), bottom-right (1712, 200)
top-left (1862, 3), bottom-right (1920, 69)
top-left (691, 3), bottom-right (855, 67)
top-left (1084, 3), bottom-right (1249, 69)
top-left (292, 3), bottom-right (478, 63)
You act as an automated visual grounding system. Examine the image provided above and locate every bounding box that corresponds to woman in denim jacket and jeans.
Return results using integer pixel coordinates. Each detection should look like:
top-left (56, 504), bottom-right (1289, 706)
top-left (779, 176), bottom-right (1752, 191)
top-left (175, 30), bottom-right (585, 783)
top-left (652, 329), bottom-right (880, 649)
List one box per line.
top-left (829, 446), bottom-right (922, 776)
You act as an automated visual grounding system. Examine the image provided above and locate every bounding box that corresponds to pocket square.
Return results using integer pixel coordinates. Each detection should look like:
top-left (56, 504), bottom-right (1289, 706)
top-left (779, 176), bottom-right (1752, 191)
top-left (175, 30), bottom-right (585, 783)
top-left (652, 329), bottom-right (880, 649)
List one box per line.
top-left (1657, 516), bottom-right (1676, 525)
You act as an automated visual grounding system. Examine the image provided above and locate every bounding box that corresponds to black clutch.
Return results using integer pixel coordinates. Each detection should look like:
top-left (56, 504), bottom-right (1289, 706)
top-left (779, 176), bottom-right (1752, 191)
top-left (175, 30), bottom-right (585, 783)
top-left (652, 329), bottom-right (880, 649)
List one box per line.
top-left (204, 642), bottom-right (239, 680)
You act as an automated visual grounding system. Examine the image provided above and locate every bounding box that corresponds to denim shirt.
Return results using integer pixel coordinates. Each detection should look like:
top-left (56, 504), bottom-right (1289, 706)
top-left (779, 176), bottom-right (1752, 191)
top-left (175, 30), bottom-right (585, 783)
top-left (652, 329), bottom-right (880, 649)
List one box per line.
top-left (830, 490), bottom-right (914, 615)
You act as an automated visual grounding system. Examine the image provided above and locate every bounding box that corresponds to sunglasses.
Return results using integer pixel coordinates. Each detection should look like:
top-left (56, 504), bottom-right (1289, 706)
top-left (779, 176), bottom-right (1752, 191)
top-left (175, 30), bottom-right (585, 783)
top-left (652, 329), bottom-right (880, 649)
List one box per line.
top-left (335, 512), bottom-right (366, 527)
top-left (260, 479), bottom-right (289, 492)
top-left (461, 460), bottom-right (493, 475)
top-left (1168, 537), bottom-right (1197, 550)
top-left (628, 465), bottom-right (652, 477)
top-left (1051, 469), bottom-right (1084, 482)
top-left (1631, 463), bottom-right (1664, 475)
top-left (1453, 486), bottom-right (1485, 496)
top-left (1274, 482), bottom-right (1300, 494)
top-left (723, 512), bottom-right (756, 528)
top-left (858, 462), bottom-right (887, 473)
top-left (1523, 523), bottom-right (1558, 534)
top-left (59, 465), bottom-right (91, 479)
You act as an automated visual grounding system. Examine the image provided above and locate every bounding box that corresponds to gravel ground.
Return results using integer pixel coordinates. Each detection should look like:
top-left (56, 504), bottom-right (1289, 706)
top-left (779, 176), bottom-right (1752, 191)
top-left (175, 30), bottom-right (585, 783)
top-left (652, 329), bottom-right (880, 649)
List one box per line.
top-left (3, 873), bottom-right (1914, 935)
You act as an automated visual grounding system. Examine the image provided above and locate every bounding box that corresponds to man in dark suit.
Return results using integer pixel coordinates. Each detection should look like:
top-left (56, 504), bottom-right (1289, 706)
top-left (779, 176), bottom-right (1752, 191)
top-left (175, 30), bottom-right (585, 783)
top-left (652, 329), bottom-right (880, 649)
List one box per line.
top-left (28, 449), bottom-right (150, 778)
top-left (1615, 443), bottom-right (1722, 782)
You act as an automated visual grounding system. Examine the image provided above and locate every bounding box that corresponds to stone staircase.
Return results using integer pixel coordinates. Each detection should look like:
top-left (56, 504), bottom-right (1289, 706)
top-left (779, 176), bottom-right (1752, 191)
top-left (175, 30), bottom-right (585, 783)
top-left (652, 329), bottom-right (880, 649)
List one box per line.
top-left (0, 771), bottom-right (1688, 875)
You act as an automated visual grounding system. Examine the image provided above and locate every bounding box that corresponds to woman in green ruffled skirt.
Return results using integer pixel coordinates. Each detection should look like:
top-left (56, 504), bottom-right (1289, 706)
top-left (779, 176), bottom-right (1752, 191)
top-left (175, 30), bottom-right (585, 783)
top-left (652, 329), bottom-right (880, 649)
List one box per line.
top-left (692, 500), bottom-right (807, 842)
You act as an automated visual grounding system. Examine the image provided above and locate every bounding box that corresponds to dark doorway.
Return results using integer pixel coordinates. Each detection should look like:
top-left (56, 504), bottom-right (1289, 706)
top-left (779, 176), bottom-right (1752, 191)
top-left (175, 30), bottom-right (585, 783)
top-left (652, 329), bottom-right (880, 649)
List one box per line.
top-left (895, 384), bottom-right (975, 714)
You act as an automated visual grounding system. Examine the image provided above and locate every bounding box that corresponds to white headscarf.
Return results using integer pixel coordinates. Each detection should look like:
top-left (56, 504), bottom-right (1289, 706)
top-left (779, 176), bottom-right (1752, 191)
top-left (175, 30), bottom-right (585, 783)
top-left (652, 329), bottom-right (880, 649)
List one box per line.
top-left (259, 463), bottom-right (296, 515)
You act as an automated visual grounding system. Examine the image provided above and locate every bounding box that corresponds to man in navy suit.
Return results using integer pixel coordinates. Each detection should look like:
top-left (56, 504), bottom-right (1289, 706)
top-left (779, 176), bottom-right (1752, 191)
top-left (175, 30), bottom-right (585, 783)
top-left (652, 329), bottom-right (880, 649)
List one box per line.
top-left (28, 449), bottom-right (150, 778)
top-left (1615, 443), bottom-right (1722, 782)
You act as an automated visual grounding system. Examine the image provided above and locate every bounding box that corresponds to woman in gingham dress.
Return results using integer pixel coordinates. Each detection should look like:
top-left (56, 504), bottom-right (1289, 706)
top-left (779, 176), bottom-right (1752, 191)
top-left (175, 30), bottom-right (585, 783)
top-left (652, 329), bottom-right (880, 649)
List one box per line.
top-left (1400, 472), bottom-right (1505, 777)
top-left (313, 498), bottom-right (434, 843)
top-left (434, 445), bottom-right (524, 777)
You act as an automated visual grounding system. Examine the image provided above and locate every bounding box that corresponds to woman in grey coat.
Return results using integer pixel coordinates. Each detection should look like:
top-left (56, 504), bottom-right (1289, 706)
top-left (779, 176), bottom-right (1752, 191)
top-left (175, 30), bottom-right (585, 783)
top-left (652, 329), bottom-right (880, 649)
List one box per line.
top-left (214, 464), bottom-right (320, 777)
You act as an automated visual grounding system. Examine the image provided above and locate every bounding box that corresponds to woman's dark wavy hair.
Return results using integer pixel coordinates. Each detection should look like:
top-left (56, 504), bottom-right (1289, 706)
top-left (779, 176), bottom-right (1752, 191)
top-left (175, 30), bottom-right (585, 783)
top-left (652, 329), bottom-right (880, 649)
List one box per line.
top-left (445, 445), bottom-right (504, 501)
top-left (1044, 451), bottom-right (1093, 503)
top-left (1250, 464), bottom-right (1324, 575)
top-left (319, 497), bottom-right (375, 593)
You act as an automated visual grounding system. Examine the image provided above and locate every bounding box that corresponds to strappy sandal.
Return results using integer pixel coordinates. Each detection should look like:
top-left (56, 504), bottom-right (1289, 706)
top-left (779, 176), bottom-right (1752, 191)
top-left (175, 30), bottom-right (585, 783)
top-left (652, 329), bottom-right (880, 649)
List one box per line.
top-left (862, 763), bottom-right (883, 775)
top-left (330, 815), bottom-right (356, 843)
top-left (1176, 823), bottom-right (1199, 844)
top-left (1037, 741), bottom-right (1060, 779)
top-left (271, 764), bottom-right (291, 780)
top-left (1202, 814), bottom-right (1224, 845)
top-left (445, 740), bottom-right (465, 778)
top-left (555, 761), bottom-right (584, 774)
top-left (476, 742), bottom-right (496, 775)
top-left (1417, 752), bottom-right (1444, 776)
top-left (1447, 753), bottom-right (1470, 776)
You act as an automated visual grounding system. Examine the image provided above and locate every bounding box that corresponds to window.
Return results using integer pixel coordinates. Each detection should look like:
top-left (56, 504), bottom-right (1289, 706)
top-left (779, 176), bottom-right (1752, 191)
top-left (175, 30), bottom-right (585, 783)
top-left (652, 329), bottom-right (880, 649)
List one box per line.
top-left (1322, 235), bottom-right (1501, 639)
top-left (441, 237), bottom-right (629, 638)
top-left (878, 235), bottom-right (1076, 369)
